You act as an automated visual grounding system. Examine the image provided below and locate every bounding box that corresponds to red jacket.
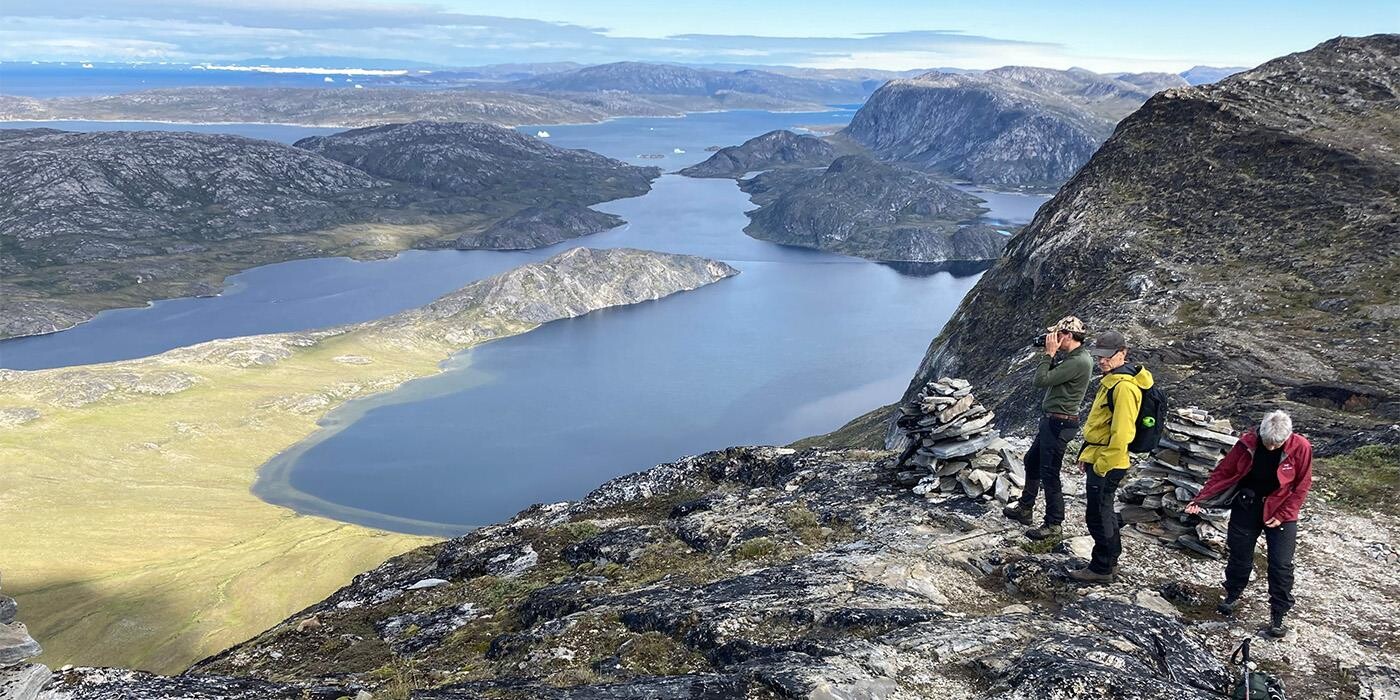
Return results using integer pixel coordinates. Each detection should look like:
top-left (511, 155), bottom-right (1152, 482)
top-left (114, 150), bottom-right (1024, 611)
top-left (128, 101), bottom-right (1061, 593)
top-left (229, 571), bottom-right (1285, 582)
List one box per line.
top-left (1194, 430), bottom-right (1313, 523)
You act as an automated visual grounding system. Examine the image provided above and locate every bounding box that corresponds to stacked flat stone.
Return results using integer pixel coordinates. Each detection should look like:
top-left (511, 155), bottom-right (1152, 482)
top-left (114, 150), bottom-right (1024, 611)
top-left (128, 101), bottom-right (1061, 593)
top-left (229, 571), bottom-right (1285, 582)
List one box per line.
top-left (891, 377), bottom-right (1024, 504)
top-left (1117, 407), bottom-right (1237, 558)
top-left (0, 572), bottom-right (52, 700)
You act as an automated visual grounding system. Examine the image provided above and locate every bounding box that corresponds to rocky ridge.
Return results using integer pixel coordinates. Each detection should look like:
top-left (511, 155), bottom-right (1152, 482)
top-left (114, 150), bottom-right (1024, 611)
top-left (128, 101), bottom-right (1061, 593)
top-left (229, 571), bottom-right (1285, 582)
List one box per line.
top-left (738, 155), bottom-right (1005, 262)
top-left (31, 431), bottom-right (1399, 698)
top-left (677, 130), bottom-right (841, 179)
top-left (841, 66), bottom-right (1183, 188)
top-left (895, 34), bottom-right (1399, 443)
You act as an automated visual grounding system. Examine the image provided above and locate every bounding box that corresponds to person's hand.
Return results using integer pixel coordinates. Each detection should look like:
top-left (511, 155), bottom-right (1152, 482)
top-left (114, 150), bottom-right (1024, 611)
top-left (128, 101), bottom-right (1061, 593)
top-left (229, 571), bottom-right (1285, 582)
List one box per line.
top-left (1079, 461), bottom-right (1091, 473)
top-left (1265, 518), bottom-right (1282, 528)
top-left (1185, 502), bottom-right (1202, 515)
top-left (1044, 331), bottom-right (1061, 356)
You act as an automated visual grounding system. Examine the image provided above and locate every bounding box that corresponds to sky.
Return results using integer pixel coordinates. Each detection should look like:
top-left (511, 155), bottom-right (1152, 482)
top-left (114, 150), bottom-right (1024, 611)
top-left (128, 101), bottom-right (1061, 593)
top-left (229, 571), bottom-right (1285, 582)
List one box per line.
top-left (2, 0), bottom-right (1396, 73)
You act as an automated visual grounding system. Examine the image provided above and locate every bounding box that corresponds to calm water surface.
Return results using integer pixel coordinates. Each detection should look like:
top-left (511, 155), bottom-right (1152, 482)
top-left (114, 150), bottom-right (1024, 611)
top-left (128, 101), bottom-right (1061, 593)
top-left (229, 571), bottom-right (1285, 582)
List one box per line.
top-left (0, 111), bottom-right (1051, 535)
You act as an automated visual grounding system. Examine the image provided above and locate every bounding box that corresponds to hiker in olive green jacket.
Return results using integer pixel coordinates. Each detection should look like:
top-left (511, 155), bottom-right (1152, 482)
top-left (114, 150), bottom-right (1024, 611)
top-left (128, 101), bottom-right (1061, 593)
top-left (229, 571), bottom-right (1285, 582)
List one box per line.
top-left (1069, 329), bottom-right (1154, 583)
top-left (1002, 316), bottom-right (1093, 540)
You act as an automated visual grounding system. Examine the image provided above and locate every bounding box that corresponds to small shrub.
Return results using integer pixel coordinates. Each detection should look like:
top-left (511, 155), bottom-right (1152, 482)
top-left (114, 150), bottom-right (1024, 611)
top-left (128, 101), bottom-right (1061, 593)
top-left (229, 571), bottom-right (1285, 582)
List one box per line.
top-left (1316, 445), bottom-right (1400, 516)
top-left (734, 537), bottom-right (779, 560)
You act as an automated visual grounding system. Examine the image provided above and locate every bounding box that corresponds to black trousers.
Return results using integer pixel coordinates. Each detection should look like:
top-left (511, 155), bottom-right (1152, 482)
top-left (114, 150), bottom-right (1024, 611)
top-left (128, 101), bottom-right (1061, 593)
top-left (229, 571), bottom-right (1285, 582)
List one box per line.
top-left (1016, 415), bottom-right (1077, 526)
top-left (1085, 468), bottom-right (1127, 574)
top-left (1224, 493), bottom-right (1297, 617)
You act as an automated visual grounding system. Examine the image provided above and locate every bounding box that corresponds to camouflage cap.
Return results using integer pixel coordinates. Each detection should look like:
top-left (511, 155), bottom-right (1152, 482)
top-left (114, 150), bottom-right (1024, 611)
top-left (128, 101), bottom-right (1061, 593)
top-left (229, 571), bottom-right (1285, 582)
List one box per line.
top-left (1046, 315), bottom-right (1087, 335)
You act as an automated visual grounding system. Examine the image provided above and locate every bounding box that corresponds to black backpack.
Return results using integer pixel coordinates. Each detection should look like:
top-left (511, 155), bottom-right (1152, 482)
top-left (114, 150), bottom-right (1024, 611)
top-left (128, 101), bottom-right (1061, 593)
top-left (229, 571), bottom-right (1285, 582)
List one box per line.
top-left (1230, 638), bottom-right (1286, 700)
top-left (1103, 377), bottom-right (1168, 454)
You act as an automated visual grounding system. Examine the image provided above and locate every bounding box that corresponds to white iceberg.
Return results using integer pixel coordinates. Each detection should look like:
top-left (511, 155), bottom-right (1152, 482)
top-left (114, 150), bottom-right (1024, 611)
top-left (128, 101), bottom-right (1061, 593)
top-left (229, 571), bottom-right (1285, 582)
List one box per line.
top-left (536, 130), bottom-right (551, 138)
top-left (673, 148), bottom-right (686, 154)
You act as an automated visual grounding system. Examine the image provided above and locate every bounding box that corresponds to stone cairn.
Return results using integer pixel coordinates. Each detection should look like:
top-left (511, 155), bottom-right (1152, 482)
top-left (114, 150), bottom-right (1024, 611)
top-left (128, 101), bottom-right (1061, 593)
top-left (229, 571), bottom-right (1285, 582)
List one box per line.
top-left (890, 377), bottom-right (1024, 504)
top-left (0, 572), bottom-right (52, 700)
top-left (1117, 407), bottom-right (1237, 558)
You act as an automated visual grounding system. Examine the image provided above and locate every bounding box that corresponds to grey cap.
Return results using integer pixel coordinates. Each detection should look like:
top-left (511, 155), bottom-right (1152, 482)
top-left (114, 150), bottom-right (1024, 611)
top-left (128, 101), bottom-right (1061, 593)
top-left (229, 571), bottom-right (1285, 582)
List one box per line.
top-left (1088, 330), bottom-right (1127, 358)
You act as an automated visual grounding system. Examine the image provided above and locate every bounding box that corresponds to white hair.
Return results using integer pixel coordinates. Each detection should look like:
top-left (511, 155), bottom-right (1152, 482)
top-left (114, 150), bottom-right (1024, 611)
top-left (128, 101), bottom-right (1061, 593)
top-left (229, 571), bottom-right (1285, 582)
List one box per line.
top-left (1259, 410), bottom-right (1294, 446)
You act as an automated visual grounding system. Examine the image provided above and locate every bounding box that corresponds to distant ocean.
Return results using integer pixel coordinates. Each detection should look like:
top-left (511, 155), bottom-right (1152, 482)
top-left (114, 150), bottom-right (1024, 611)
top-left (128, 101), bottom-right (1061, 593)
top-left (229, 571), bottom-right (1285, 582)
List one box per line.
top-left (0, 63), bottom-right (422, 98)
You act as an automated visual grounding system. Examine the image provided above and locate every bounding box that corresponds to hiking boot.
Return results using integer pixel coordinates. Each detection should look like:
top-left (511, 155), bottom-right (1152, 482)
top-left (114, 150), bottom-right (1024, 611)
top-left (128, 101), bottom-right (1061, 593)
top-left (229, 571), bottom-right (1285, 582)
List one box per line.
top-left (1068, 567), bottom-right (1114, 584)
top-left (1002, 505), bottom-right (1034, 526)
top-left (1217, 595), bottom-right (1241, 617)
top-left (1267, 613), bottom-right (1288, 638)
top-left (1025, 525), bottom-right (1061, 541)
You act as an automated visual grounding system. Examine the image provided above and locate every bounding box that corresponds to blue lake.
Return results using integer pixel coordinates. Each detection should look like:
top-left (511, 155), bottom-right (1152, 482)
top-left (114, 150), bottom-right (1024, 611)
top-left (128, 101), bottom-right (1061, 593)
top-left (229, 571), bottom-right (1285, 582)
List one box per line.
top-left (0, 110), bottom-right (1051, 535)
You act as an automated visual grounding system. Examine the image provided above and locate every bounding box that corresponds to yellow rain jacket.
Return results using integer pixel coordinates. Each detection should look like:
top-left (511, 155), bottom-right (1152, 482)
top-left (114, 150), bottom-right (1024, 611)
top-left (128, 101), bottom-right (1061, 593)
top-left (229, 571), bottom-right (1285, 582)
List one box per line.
top-left (1077, 364), bottom-right (1154, 476)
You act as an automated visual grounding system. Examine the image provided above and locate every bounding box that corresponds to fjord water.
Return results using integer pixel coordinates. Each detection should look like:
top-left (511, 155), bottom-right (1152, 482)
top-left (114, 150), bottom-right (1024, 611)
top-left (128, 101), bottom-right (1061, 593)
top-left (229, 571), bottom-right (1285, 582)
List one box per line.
top-left (0, 111), bottom-right (1050, 535)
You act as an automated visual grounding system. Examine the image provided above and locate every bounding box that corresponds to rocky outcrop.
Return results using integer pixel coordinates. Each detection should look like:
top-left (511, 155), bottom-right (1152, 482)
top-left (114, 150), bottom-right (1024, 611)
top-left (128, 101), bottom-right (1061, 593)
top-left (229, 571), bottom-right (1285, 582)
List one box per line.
top-left (0, 573), bottom-right (51, 700)
top-left (0, 122), bottom-right (660, 340)
top-left (899, 34), bottom-right (1400, 442)
top-left (455, 203), bottom-right (624, 250)
top-left (841, 66), bottom-right (1180, 188)
top-left (677, 130), bottom-right (839, 178)
top-left (294, 121), bottom-right (658, 210)
top-left (739, 155), bottom-right (1003, 262)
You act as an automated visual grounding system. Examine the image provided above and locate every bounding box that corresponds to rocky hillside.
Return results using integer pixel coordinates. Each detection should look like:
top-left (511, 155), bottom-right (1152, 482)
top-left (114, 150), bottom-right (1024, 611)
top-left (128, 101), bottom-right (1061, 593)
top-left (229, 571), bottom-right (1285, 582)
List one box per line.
top-left (294, 121), bottom-right (659, 212)
top-left (739, 155), bottom-right (1004, 263)
top-left (678, 130), bottom-right (840, 178)
top-left (33, 443), bottom-right (1399, 699)
top-left (510, 62), bottom-right (871, 104)
top-left (841, 66), bottom-right (1184, 188)
top-left (0, 123), bottom-right (657, 339)
top-left (899, 34), bottom-right (1399, 443)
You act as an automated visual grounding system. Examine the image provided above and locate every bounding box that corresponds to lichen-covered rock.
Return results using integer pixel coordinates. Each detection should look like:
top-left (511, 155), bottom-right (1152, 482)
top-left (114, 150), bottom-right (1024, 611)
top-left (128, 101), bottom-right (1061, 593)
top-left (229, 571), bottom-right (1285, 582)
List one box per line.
top-left (45, 668), bottom-right (303, 699)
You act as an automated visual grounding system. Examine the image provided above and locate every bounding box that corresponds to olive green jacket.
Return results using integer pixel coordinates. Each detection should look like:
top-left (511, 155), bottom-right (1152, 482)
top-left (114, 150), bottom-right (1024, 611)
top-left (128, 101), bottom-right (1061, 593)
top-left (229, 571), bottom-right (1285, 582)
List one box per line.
top-left (1034, 345), bottom-right (1092, 416)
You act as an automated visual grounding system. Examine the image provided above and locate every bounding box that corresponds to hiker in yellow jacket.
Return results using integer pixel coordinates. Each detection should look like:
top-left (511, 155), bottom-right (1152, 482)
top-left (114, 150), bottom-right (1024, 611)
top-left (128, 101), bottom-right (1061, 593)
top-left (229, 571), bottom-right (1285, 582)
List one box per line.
top-left (1069, 329), bottom-right (1154, 583)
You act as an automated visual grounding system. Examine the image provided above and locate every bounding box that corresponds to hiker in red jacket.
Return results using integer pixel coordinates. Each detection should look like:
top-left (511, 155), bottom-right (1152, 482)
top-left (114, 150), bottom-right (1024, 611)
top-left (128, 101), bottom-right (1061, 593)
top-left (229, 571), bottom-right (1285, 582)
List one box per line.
top-left (1186, 410), bottom-right (1312, 638)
